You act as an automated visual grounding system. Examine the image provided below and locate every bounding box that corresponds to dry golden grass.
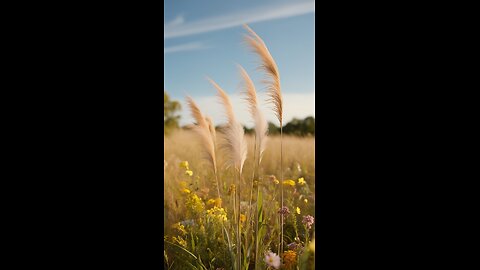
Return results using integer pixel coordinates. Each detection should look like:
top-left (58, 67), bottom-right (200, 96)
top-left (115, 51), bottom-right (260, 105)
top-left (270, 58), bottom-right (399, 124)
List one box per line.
top-left (164, 128), bottom-right (315, 220)
top-left (164, 129), bottom-right (314, 183)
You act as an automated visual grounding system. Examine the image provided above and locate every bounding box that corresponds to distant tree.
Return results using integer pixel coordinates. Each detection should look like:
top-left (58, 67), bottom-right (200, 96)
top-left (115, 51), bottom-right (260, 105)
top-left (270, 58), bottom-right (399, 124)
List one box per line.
top-left (164, 91), bottom-right (181, 134)
top-left (303, 116), bottom-right (315, 135)
top-left (268, 122), bottom-right (280, 135)
top-left (243, 126), bottom-right (255, 135)
top-left (282, 116), bottom-right (315, 136)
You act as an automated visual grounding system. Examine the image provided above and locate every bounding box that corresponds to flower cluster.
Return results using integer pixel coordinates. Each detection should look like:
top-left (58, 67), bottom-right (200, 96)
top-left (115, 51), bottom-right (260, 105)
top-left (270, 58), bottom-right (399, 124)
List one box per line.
top-left (179, 161), bottom-right (193, 177)
top-left (283, 179), bottom-right (296, 186)
top-left (207, 197), bottom-right (222, 208)
top-left (185, 193), bottom-right (205, 215)
top-left (282, 250), bottom-right (297, 268)
top-left (228, 184), bottom-right (236, 195)
top-left (171, 222), bottom-right (187, 235)
top-left (302, 215), bottom-right (315, 229)
top-left (172, 236), bottom-right (187, 247)
top-left (206, 206), bottom-right (227, 222)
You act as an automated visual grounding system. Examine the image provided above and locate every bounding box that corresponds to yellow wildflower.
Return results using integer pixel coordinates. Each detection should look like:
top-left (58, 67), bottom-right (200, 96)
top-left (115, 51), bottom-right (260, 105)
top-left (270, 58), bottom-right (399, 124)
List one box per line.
top-left (207, 199), bottom-right (215, 205)
top-left (298, 177), bottom-right (306, 185)
top-left (214, 198), bottom-right (222, 208)
top-left (206, 206), bottom-right (228, 222)
top-left (181, 188), bottom-right (191, 194)
top-left (304, 198), bottom-right (308, 204)
top-left (228, 184), bottom-right (236, 195)
top-left (185, 193), bottom-right (204, 215)
top-left (173, 236), bottom-right (187, 247)
top-left (179, 161), bottom-right (189, 169)
top-left (296, 207), bottom-right (301, 215)
top-left (269, 175), bottom-right (279, 184)
top-left (171, 222), bottom-right (187, 235)
top-left (185, 170), bottom-right (193, 176)
top-left (240, 214), bottom-right (246, 223)
top-left (283, 180), bottom-right (296, 186)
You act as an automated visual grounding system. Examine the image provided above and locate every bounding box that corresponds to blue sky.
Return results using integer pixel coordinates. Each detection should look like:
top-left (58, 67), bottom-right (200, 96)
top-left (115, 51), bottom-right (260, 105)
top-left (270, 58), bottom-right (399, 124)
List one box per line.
top-left (164, 0), bottom-right (315, 127)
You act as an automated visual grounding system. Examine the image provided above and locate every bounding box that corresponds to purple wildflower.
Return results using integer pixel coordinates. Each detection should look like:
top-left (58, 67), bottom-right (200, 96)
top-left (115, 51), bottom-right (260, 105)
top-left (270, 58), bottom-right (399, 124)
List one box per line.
top-left (302, 215), bottom-right (315, 229)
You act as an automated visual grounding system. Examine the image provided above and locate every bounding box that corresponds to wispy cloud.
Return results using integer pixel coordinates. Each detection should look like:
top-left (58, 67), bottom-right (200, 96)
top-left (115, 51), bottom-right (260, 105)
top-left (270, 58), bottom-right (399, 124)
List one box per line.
top-left (177, 91), bottom-right (315, 128)
top-left (164, 42), bottom-right (210, 54)
top-left (164, 1), bottom-right (315, 39)
top-left (165, 15), bottom-right (185, 27)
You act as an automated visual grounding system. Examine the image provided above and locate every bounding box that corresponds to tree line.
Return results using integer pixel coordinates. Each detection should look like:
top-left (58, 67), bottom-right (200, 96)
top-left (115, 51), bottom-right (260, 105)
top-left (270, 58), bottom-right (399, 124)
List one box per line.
top-left (165, 91), bottom-right (314, 136)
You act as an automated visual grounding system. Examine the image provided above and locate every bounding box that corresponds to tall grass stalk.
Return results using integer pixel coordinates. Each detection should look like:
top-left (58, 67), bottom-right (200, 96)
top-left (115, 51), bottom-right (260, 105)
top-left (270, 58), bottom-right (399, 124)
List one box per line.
top-left (244, 23), bottom-right (284, 259)
top-left (209, 78), bottom-right (247, 270)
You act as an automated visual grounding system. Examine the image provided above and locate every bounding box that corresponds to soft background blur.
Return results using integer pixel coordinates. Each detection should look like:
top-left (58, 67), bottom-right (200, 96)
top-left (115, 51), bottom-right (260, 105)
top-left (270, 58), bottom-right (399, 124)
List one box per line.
top-left (164, 0), bottom-right (315, 129)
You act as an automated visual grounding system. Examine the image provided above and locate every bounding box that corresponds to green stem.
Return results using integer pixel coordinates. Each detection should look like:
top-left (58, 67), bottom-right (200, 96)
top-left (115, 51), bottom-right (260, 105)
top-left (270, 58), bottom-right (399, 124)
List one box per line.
top-left (280, 124), bottom-right (284, 257)
top-left (237, 169), bottom-right (242, 270)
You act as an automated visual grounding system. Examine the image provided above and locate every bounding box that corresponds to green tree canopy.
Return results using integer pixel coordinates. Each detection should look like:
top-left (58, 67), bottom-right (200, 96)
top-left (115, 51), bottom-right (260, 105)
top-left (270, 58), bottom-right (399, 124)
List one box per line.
top-left (164, 91), bottom-right (181, 134)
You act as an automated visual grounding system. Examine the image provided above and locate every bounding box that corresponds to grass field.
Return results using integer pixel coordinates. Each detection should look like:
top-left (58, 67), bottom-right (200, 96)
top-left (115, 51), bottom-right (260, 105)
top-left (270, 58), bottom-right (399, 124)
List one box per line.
top-left (164, 24), bottom-right (315, 270)
top-left (164, 129), bottom-right (315, 269)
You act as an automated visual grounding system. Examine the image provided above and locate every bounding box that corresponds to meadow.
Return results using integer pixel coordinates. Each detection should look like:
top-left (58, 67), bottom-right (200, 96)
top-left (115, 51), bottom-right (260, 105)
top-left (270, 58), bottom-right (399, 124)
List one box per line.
top-left (164, 25), bottom-right (315, 270)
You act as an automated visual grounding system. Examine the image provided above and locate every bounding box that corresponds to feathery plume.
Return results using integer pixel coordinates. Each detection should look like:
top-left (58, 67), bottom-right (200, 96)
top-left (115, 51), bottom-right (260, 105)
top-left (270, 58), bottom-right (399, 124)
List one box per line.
top-left (185, 96), bottom-right (217, 174)
top-left (238, 65), bottom-right (268, 162)
top-left (207, 78), bottom-right (247, 175)
top-left (243, 24), bottom-right (283, 125)
top-left (205, 116), bottom-right (217, 147)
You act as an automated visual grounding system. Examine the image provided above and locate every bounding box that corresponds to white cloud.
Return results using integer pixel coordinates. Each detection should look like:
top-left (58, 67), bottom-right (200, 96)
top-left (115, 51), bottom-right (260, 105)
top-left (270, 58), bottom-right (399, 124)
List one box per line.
top-left (177, 91), bottom-right (315, 128)
top-left (164, 42), bottom-right (210, 54)
top-left (164, 1), bottom-right (315, 39)
top-left (165, 15), bottom-right (184, 27)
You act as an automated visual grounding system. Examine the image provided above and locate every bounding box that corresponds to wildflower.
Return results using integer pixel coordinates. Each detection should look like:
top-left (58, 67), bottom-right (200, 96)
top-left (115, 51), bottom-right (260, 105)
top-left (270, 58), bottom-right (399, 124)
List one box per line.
top-left (269, 175), bottom-right (279, 184)
top-left (296, 207), bottom-right (301, 215)
top-left (228, 184), bottom-right (236, 195)
top-left (304, 198), bottom-right (308, 204)
top-left (171, 222), bottom-right (187, 235)
top-left (181, 188), bottom-right (191, 194)
top-left (186, 193), bottom-right (205, 215)
top-left (206, 206), bottom-right (228, 222)
top-left (298, 177), bottom-right (306, 185)
top-left (240, 214), bottom-right (246, 223)
top-left (283, 180), bottom-right (296, 186)
top-left (185, 170), bottom-right (193, 176)
top-left (278, 206), bottom-right (290, 216)
top-left (264, 251), bottom-right (281, 269)
top-left (207, 199), bottom-right (216, 205)
top-left (287, 242), bottom-right (298, 250)
top-left (282, 250), bottom-right (297, 268)
top-left (214, 198), bottom-right (222, 208)
top-left (179, 161), bottom-right (189, 169)
top-left (172, 236), bottom-right (187, 247)
top-left (302, 215), bottom-right (315, 229)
